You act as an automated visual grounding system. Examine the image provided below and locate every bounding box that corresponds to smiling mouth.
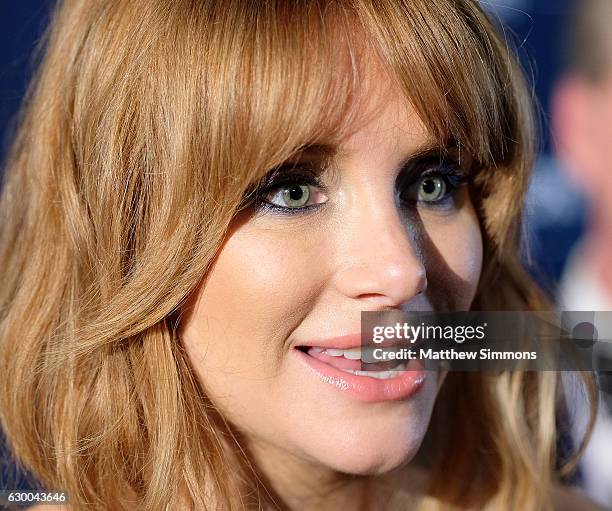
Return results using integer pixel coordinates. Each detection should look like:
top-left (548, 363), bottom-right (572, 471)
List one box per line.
top-left (293, 341), bottom-right (426, 402)
top-left (295, 346), bottom-right (406, 379)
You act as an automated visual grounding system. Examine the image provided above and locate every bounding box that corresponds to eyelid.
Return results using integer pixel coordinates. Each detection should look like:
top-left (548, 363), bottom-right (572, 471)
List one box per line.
top-left (396, 155), bottom-right (466, 187)
top-left (258, 163), bottom-right (325, 190)
top-left (418, 163), bottom-right (469, 184)
top-left (259, 171), bottom-right (324, 193)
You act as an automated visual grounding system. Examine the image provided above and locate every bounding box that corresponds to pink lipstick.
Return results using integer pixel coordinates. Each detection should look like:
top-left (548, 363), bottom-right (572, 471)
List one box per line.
top-left (293, 334), bottom-right (426, 402)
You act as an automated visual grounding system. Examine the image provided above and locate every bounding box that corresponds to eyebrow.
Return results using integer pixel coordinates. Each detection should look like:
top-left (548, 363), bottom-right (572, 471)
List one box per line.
top-left (285, 143), bottom-right (337, 164)
top-left (394, 140), bottom-right (472, 174)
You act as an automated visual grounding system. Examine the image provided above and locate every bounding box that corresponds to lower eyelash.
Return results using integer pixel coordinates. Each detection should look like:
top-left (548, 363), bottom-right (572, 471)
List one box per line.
top-left (254, 198), bottom-right (325, 216)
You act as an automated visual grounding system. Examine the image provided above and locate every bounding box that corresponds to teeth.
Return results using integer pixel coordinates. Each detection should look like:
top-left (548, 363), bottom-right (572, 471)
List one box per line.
top-left (348, 369), bottom-right (398, 380)
top-left (321, 347), bottom-right (375, 361)
top-left (303, 345), bottom-right (408, 379)
top-left (359, 347), bottom-right (383, 362)
top-left (322, 347), bottom-right (361, 359)
top-left (317, 347), bottom-right (402, 364)
top-left (338, 363), bottom-right (407, 380)
top-left (361, 370), bottom-right (396, 380)
top-left (341, 347), bottom-right (361, 360)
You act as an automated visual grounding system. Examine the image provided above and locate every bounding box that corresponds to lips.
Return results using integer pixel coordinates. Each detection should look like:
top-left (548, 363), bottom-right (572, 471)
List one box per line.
top-left (293, 334), bottom-right (426, 402)
top-left (303, 346), bottom-right (406, 374)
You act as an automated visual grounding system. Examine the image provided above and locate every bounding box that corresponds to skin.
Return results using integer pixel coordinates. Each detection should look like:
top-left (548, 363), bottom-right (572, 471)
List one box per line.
top-left (179, 71), bottom-right (483, 510)
top-left (32, 62), bottom-right (607, 511)
top-left (553, 71), bottom-right (612, 296)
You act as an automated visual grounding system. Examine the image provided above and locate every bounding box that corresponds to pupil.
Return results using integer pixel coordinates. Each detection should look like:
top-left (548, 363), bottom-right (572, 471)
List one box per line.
top-left (288, 186), bottom-right (304, 201)
top-left (422, 179), bottom-right (436, 195)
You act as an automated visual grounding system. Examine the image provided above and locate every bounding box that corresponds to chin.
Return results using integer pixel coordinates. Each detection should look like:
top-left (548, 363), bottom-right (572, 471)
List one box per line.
top-left (319, 441), bottom-right (421, 476)
top-left (294, 401), bottom-right (434, 476)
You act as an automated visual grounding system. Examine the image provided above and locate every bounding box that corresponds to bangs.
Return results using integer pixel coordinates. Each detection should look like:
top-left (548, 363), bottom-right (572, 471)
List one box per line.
top-left (201, 1), bottom-right (374, 180)
top-left (207, 0), bottom-right (534, 184)
top-left (358, 1), bottom-right (535, 175)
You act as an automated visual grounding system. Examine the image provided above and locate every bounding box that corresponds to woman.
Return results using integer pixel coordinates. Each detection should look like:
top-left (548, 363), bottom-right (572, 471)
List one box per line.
top-left (0, 0), bottom-right (601, 510)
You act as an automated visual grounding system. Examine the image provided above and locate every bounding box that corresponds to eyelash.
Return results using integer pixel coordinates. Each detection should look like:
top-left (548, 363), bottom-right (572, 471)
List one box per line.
top-left (398, 163), bottom-right (468, 209)
top-left (250, 162), bottom-right (468, 216)
top-left (251, 168), bottom-right (327, 216)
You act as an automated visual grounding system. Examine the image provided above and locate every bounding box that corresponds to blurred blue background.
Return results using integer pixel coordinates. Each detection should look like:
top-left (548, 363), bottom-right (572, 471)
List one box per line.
top-left (483, 0), bottom-right (587, 295)
top-left (0, 0), bottom-right (606, 507)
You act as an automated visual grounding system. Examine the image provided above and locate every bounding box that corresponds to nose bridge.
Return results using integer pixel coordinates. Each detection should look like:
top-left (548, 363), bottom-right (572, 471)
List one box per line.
top-left (334, 195), bottom-right (427, 306)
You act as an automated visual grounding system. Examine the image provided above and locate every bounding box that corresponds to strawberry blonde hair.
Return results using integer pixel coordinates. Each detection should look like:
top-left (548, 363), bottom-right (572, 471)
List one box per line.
top-left (0, 1), bottom-right (596, 509)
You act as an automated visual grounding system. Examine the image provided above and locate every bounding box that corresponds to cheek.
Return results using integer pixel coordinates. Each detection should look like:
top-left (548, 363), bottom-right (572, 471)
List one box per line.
top-left (445, 208), bottom-right (483, 286)
top-left (179, 220), bottom-right (327, 378)
top-left (421, 205), bottom-right (483, 310)
top-left (205, 225), bottom-right (327, 328)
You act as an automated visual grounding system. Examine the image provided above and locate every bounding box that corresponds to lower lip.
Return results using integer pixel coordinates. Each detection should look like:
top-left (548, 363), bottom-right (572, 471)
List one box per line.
top-left (293, 348), bottom-right (427, 402)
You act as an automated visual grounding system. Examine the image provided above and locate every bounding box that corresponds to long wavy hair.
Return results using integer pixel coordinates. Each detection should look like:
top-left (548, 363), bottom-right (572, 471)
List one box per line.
top-left (0, 0), bottom-right (596, 510)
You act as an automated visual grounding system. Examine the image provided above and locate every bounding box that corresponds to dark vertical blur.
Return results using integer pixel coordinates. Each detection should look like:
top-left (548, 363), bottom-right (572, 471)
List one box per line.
top-left (0, 3), bottom-right (51, 164)
top-left (0, 0), bottom-right (55, 495)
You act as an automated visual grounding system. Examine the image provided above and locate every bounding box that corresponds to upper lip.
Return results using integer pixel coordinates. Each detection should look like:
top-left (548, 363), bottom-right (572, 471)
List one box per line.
top-left (295, 333), bottom-right (363, 350)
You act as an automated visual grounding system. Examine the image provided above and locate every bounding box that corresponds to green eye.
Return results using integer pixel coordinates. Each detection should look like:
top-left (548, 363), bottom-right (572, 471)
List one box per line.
top-left (418, 176), bottom-right (446, 202)
top-left (273, 184), bottom-right (311, 208)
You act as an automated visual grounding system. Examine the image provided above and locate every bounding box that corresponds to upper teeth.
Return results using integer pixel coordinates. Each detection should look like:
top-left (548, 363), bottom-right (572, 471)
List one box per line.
top-left (313, 347), bottom-right (378, 361)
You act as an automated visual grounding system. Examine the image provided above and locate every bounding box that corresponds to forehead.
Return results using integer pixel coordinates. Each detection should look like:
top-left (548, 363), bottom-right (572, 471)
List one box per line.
top-left (333, 61), bottom-right (432, 161)
top-left (341, 94), bottom-right (430, 156)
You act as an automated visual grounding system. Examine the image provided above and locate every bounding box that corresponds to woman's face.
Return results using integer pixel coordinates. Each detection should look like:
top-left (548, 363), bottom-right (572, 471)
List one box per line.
top-left (180, 76), bottom-right (483, 477)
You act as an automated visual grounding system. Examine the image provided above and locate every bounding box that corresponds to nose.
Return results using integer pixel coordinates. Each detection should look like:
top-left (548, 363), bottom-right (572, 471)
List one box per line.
top-left (332, 201), bottom-right (427, 308)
